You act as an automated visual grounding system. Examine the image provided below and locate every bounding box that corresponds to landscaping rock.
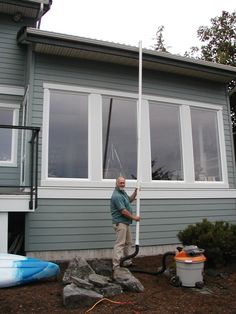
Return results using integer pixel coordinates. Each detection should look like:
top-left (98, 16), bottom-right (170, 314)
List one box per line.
top-left (113, 267), bottom-right (144, 292)
top-left (70, 276), bottom-right (94, 290)
top-left (88, 273), bottom-right (111, 287)
top-left (63, 257), bottom-right (95, 284)
top-left (63, 283), bottom-right (103, 309)
top-left (87, 258), bottom-right (113, 277)
top-left (95, 282), bottom-right (123, 297)
top-left (62, 258), bottom-right (144, 308)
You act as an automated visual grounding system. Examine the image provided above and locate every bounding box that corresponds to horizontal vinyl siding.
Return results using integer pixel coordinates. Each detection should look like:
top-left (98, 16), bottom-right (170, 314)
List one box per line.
top-left (0, 14), bottom-right (27, 86)
top-left (31, 54), bottom-right (236, 187)
top-left (25, 198), bottom-right (236, 252)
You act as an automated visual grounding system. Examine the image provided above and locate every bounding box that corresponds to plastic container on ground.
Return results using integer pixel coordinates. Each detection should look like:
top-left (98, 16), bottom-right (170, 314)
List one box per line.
top-left (174, 246), bottom-right (206, 288)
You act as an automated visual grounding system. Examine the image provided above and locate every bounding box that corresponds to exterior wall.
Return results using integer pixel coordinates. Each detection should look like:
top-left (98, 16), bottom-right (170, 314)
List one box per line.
top-left (32, 54), bottom-right (235, 186)
top-left (25, 198), bottom-right (236, 253)
top-left (0, 14), bottom-right (27, 86)
top-left (0, 14), bottom-right (35, 188)
top-left (24, 53), bottom-right (236, 255)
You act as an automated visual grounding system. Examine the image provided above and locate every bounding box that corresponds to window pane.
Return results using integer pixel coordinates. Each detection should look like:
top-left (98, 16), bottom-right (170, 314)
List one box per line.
top-left (48, 91), bottom-right (88, 178)
top-left (149, 102), bottom-right (183, 180)
top-left (102, 96), bottom-right (137, 179)
top-left (191, 108), bottom-right (222, 181)
top-left (0, 109), bottom-right (13, 161)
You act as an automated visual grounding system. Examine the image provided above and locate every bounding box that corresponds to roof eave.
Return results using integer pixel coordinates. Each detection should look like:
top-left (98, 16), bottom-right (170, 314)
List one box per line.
top-left (0, 0), bottom-right (52, 19)
top-left (17, 27), bottom-right (236, 83)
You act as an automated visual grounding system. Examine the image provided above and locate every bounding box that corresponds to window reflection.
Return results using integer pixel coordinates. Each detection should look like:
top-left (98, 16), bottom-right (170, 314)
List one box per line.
top-left (149, 102), bottom-right (183, 180)
top-left (48, 91), bottom-right (88, 178)
top-left (0, 109), bottom-right (13, 161)
top-left (102, 96), bottom-right (137, 179)
top-left (191, 108), bottom-right (222, 181)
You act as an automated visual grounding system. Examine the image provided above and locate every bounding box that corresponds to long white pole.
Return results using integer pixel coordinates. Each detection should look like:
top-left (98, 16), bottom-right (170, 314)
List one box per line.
top-left (135, 40), bottom-right (142, 246)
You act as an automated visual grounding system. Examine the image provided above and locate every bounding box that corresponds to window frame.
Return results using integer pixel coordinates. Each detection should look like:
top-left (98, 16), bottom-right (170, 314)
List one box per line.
top-left (41, 83), bottom-right (228, 190)
top-left (0, 103), bottom-right (19, 167)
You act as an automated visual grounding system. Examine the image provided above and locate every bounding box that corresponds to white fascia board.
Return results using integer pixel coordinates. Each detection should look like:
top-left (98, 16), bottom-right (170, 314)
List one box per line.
top-left (30, 0), bottom-right (50, 4)
top-left (0, 196), bottom-right (34, 212)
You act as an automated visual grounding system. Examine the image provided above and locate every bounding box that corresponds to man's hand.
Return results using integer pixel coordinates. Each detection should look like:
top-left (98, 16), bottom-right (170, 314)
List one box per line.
top-left (133, 215), bottom-right (140, 222)
top-left (121, 209), bottom-right (140, 221)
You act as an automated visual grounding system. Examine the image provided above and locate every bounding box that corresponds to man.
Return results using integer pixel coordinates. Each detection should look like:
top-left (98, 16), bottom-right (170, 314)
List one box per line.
top-left (110, 176), bottom-right (140, 270)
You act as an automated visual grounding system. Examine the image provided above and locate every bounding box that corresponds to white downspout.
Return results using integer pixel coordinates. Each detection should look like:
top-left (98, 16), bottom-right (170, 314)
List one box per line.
top-left (36, 2), bottom-right (44, 29)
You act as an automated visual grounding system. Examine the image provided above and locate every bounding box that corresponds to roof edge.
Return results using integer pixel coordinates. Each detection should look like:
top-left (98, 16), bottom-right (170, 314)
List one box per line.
top-left (18, 27), bottom-right (236, 82)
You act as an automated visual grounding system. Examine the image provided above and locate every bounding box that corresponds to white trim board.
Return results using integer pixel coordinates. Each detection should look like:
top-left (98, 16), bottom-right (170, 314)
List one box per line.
top-left (0, 196), bottom-right (33, 212)
top-left (38, 187), bottom-right (236, 199)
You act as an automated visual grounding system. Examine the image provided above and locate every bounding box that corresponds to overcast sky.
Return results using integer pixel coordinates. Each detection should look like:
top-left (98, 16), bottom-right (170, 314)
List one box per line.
top-left (40, 0), bottom-right (236, 55)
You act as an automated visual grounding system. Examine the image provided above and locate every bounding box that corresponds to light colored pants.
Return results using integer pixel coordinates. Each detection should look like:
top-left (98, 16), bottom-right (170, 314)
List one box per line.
top-left (112, 223), bottom-right (132, 270)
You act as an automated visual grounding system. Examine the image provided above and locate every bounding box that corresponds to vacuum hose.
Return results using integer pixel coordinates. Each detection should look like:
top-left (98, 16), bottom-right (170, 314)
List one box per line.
top-left (120, 245), bottom-right (140, 267)
top-left (124, 251), bottom-right (176, 275)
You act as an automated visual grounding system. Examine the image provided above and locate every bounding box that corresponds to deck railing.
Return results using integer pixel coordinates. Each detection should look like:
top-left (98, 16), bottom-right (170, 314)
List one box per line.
top-left (0, 125), bottom-right (40, 209)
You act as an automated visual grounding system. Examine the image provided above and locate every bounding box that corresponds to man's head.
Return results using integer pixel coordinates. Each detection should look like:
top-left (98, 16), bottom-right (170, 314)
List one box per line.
top-left (116, 176), bottom-right (125, 190)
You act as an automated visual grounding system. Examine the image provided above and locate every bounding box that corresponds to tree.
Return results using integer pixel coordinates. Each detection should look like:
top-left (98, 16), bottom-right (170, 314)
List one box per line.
top-left (197, 11), bottom-right (236, 67)
top-left (186, 11), bottom-right (236, 136)
top-left (186, 11), bottom-right (236, 87)
top-left (154, 25), bottom-right (168, 52)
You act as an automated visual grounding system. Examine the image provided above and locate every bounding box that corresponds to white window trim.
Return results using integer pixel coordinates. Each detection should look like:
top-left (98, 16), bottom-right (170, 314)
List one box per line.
top-left (0, 103), bottom-right (20, 167)
top-left (41, 83), bottom-right (229, 193)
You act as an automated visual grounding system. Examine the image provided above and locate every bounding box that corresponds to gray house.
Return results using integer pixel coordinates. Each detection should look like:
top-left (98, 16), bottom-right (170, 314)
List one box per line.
top-left (1, 0), bottom-right (236, 261)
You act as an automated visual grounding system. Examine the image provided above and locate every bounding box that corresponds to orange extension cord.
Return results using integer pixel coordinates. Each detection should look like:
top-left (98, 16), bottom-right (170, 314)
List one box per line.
top-left (85, 297), bottom-right (134, 313)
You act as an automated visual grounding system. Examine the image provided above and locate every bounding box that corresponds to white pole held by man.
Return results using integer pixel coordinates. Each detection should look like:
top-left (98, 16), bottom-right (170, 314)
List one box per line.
top-left (135, 40), bottom-right (142, 247)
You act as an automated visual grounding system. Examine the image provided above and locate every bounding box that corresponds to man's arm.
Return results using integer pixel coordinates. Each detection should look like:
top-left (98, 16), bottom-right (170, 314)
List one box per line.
top-left (121, 209), bottom-right (140, 221)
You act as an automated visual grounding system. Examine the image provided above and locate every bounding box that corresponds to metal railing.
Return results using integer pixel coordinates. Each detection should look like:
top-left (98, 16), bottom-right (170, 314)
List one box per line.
top-left (0, 125), bottom-right (40, 209)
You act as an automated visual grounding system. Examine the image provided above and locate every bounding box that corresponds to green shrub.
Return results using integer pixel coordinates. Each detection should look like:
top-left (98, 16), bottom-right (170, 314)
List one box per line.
top-left (177, 219), bottom-right (236, 267)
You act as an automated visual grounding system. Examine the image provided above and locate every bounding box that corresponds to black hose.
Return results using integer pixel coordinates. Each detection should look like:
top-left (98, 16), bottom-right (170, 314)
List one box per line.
top-left (128, 251), bottom-right (176, 275)
top-left (120, 245), bottom-right (140, 267)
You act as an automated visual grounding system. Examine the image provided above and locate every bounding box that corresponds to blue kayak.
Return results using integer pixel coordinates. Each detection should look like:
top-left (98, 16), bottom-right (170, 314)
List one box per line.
top-left (0, 253), bottom-right (60, 288)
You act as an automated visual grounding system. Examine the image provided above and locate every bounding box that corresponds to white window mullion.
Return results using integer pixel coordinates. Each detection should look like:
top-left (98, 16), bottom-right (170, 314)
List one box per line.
top-left (180, 105), bottom-right (194, 183)
top-left (41, 88), bottom-right (50, 181)
top-left (88, 94), bottom-right (102, 181)
top-left (217, 109), bottom-right (228, 183)
top-left (11, 108), bottom-right (19, 166)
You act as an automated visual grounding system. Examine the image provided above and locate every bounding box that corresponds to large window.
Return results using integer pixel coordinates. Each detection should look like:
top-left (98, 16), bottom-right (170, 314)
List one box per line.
top-left (191, 107), bottom-right (222, 181)
top-left (42, 84), bottom-right (227, 191)
top-left (48, 91), bottom-right (88, 178)
top-left (102, 96), bottom-right (137, 179)
top-left (149, 102), bottom-right (183, 180)
top-left (0, 105), bottom-right (19, 166)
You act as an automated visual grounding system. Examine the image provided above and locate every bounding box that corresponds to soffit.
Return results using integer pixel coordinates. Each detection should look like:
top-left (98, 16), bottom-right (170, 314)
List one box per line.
top-left (0, 0), bottom-right (51, 19)
top-left (18, 28), bottom-right (236, 83)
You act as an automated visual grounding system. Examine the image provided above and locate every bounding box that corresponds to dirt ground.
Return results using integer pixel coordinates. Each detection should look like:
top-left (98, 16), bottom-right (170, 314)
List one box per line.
top-left (0, 254), bottom-right (236, 314)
